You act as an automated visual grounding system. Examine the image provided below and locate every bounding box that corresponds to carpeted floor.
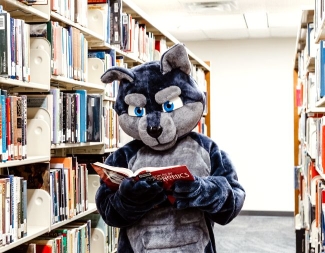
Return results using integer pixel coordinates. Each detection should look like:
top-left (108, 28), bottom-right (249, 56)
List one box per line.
top-left (213, 215), bottom-right (295, 253)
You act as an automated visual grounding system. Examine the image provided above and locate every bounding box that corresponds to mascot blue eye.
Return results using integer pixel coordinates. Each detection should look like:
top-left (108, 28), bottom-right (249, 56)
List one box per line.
top-left (162, 97), bottom-right (183, 112)
top-left (128, 106), bottom-right (146, 117)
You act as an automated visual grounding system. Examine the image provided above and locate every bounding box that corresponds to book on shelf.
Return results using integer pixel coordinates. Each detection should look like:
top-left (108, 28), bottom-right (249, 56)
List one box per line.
top-left (0, 11), bottom-right (11, 78)
top-left (91, 162), bottom-right (195, 202)
top-left (86, 94), bottom-right (102, 142)
top-left (109, 0), bottom-right (122, 46)
top-left (6, 242), bottom-right (36, 253)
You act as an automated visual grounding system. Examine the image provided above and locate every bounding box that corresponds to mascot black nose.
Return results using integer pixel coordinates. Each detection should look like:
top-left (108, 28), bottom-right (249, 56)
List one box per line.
top-left (147, 126), bottom-right (163, 138)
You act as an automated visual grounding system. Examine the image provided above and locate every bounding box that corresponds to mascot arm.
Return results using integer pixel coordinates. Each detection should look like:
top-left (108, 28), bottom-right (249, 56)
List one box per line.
top-left (96, 179), bottom-right (166, 228)
top-left (173, 147), bottom-right (245, 225)
top-left (95, 141), bottom-right (167, 227)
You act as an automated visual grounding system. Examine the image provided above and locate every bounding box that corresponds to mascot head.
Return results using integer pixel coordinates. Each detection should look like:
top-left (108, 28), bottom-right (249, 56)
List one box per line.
top-left (101, 44), bottom-right (205, 151)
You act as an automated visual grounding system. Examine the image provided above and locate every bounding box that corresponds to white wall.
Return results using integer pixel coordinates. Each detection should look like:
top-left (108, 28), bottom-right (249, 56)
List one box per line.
top-left (186, 39), bottom-right (296, 212)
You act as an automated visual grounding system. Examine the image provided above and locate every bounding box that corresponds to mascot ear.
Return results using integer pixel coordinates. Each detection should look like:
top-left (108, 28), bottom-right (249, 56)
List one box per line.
top-left (101, 66), bottom-right (134, 83)
top-left (160, 43), bottom-right (191, 75)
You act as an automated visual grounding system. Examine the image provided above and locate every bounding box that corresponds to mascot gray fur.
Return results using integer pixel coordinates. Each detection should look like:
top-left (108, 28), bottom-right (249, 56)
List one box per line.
top-left (95, 43), bottom-right (245, 253)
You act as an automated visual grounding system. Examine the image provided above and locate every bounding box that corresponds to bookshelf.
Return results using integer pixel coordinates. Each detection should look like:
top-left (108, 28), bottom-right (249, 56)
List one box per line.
top-left (293, 5), bottom-right (325, 253)
top-left (0, 0), bottom-right (211, 252)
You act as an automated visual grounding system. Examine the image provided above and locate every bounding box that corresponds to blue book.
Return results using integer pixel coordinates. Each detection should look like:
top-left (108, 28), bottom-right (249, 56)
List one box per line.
top-left (1, 94), bottom-right (7, 162)
top-left (88, 51), bottom-right (106, 59)
top-left (76, 90), bottom-right (87, 143)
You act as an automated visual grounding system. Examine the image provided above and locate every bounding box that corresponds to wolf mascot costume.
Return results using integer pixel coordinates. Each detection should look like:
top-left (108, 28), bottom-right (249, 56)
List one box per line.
top-left (96, 43), bottom-right (245, 253)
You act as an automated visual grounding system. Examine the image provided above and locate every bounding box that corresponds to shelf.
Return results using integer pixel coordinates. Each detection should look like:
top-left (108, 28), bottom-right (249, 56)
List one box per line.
top-left (0, 155), bottom-right (50, 168)
top-left (104, 148), bottom-right (118, 153)
top-left (0, 77), bottom-right (49, 92)
top-left (51, 142), bottom-right (105, 149)
top-left (0, 226), bottom-right (49, 253)
top-left (306, 56), bottom-right (315, 73)
top-left (50, 11), bottom-right (104, 42)
top-left (0, 0), bottom-right (50, 22)
top-left (50, 203), bottom-right (97, 230)
top-left (315, 97), bottom-right (325, 107)
top-left (293, 9), bottom-right (314, 70)
top-left (50, 75), bottom-right (105, 92)
top-left (315, 15), bottom-right (325, 43)
top-left (104, 96), bottom-right (116, 102)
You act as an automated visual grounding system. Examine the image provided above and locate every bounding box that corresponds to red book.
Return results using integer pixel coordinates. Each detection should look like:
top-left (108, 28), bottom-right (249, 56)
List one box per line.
top-left (91, 162), bottom-right (194, 203)
top-left (6, 97), bottom-right (11, 160)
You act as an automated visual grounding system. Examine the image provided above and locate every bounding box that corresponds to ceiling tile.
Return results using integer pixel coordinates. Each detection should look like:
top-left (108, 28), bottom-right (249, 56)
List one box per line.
top-left (206, 29), bottom-right (250, 40)
top-left (268, 12), bottom-right (301, 28)
top-left (248, 29), bottom-right (271, 38)
top-left (163, 14), bottom-right (247, 31)
top-left (130, 0), bottom-right (314, 41)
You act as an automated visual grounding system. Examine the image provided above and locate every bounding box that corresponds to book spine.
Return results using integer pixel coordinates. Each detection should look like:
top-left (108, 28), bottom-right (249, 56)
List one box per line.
top-left (16, 96), bottom-right (22, 160)
top-left (75, 93), bottom-right (80, 143)
top-left (4, 178), bottom-right (10, 244)
top-left (70, 93), bottom-right (75, 143)
top-left (11, 96), bottom-right (17, 160)
top-left (50, 88), bottom-right (60, 144)
top-left (21, 179), bottom-right (27, 238)
top-left (62, 93), bottom-right (67, 143)
top-left (60, 92), bottom-right (64, 143)
top-left (10, 17), bottom-right (15, 79)
top-left (0, 13), bottom-right (11, 77)
top-left (15, 19), bottom-right (22, 81)
top-left (6, 97), bottom-right (11, 161)
top-left (75, 90), bottom-right (86, 143)
top-left (21, 95), bottom-right (27, 159)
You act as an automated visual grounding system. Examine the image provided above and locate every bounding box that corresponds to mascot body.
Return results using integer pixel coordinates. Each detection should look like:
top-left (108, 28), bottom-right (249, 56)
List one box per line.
top-left (96, 44), bottom-right (245, 253)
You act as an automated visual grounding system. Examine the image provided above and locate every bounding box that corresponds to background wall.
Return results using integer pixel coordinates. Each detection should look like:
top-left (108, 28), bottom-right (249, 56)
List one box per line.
top-left (185, 38), bottom-right (296, 212)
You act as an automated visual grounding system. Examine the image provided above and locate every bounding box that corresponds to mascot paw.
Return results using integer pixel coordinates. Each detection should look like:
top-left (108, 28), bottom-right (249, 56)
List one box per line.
top-left (118, 178), bottom-right (166, 207)
top-left (173, 176), bottom-right (222, 211)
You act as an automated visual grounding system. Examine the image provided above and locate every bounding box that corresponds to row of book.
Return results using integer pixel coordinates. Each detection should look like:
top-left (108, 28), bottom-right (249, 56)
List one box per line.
top-left (35, 89), bottom-right (103, 145)
top-left (0, 9), bottom-right (31, 81)
top-left (30, 21), bottom-right (89, 82)
top-left (0, 157), bottom-right (89, 226)
top-left (9, 220), bottom-right (92, 253)
top-left (87, 0), bottom-right (169, 62)
top-left (0, 91), bottom-right (28, 163)
top-left (4, 212), bottom-right (119, 253)
top-left (296, 157), bottom-right (325, 253)
top-left (52, 0), bottom-right (88, 28)
top-left (0, 89), bottom-right (122, 155)
top-left (0, 174), bottom-right (27, 245)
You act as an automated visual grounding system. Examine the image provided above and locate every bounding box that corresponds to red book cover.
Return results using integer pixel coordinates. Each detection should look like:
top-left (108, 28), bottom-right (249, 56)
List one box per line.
top-left (88, 0), bottom-right (107, 3)
top-left (35, 244), bottom-right (52, 253)
top-left (6, 97), bottom-right (11, 160)
top-left (91, 162), bottom-right (194, 193)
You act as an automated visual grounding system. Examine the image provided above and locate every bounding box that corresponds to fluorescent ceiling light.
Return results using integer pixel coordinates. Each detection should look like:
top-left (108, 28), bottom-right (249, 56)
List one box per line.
top-left (244, 12), bottom-right (268, 29)
top-left (186, 1), bottom-right (238, 12)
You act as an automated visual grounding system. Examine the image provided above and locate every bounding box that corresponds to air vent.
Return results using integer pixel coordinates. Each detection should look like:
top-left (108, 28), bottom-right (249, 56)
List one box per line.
top-left (186, 1), bottom-right (238, 12)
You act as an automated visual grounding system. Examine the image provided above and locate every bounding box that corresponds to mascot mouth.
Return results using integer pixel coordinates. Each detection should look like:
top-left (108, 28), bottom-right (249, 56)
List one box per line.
top-left (149, 134), bottom-right (178, 151)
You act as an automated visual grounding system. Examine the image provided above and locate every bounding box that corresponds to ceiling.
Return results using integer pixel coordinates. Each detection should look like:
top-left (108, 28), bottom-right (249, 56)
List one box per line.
top-left (130, 0), bottom-right (314, 41)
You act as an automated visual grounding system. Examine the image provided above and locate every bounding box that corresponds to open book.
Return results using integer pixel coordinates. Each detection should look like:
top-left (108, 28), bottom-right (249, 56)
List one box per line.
top-left (91, 162), bottom-right (195, 193)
